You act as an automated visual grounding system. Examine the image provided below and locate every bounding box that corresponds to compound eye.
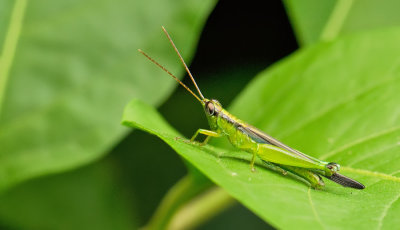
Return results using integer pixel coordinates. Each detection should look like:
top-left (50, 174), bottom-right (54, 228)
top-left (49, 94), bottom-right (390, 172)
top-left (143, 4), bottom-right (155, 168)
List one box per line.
top-left (327, 162), bottom-right (340, 171)
top-left (206, 102), bottom-right (215, 115)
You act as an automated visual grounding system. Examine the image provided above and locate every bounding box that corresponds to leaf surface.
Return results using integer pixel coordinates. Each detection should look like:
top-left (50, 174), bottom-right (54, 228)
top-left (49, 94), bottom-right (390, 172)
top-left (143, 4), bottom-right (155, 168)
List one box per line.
top-left (0, 161), bottom-right (137, 230)
top-left (123, 28), bottom-right (400, 229)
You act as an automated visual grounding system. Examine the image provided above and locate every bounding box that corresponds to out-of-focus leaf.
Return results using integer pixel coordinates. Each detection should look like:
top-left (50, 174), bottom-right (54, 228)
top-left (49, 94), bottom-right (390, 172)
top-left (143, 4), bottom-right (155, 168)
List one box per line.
top-left (284, 0), bottom-right (400, 45)
top-left (0, 0), bottom-right (215, 191)
top-left (0, 160), bottom-right (137, 230)
top-left (122, 28), bottom-right (400, 229)
top-left (0, 1), bottom-right (13, 47)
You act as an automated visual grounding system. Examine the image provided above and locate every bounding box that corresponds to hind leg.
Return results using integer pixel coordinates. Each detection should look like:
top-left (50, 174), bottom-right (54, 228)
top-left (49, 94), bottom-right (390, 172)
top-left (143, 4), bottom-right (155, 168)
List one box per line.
top-left (279, 164), bottom-right (325, 189)
top-left (262, 161), bottom-right (325, 189)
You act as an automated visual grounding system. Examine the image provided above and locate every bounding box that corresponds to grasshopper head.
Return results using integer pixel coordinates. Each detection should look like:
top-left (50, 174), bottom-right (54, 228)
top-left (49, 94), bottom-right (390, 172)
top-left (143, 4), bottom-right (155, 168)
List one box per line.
top-left (325, 162), bottom-right (340, 176)
top-left (203, 99), bottom-right (222, 131)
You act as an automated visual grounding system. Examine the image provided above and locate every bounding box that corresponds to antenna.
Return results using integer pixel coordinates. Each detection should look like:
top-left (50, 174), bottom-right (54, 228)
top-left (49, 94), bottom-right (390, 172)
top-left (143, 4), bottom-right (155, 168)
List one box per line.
top-left (138, 49), bottom-right (203, 103)
top-left (161, 26), bottom-right (205, 100)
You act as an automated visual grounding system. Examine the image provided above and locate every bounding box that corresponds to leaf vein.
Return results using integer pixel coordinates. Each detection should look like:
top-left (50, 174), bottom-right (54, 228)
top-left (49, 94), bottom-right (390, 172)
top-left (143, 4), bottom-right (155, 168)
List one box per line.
top-left (376, 191), bottom-right (400, 230)
top-left (307, 188), bottom-right (325, 229)
top-left (320, 125), bottom-right (400, 160)
top-left (346, 142), bottom-right (400, 167)
top-left (280, 77), bottom-right (399, 140)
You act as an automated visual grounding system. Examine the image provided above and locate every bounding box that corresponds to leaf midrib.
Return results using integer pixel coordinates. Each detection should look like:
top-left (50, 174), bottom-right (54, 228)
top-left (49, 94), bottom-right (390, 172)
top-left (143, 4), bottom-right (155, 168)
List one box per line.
top-left (343, 167), bottom-right (400, 183)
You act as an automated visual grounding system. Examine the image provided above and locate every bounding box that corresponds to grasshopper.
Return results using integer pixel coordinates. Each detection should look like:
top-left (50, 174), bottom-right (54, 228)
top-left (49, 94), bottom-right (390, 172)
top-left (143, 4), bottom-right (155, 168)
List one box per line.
top-left (138, 27), bottom-right (364, 190)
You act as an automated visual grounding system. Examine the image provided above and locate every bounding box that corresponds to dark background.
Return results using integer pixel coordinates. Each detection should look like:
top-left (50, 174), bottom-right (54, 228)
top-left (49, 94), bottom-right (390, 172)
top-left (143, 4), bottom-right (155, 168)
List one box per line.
top-left (109, 0), bottom-right (298, 229)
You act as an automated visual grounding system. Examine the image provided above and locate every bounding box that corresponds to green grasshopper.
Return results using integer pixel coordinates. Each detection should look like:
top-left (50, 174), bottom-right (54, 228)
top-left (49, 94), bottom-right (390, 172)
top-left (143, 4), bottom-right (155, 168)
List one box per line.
top-left (138, 27), bottom-right (365, 190)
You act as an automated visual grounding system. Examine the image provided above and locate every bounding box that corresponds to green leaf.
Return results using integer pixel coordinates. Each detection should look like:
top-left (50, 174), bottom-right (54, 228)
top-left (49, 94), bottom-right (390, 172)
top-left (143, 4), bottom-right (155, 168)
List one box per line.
top-left (284, 0), bottom-right (400, 45)
top-left (0, 160), bottom-right (138, 230)
top-left (0, 0), bottom-right (215, 191)
top-left (122, 28), bottom-right (400, 229)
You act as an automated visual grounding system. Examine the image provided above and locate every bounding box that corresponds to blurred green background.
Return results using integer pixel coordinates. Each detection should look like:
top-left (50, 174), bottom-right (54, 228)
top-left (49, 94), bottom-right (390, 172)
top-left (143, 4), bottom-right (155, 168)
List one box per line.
top-left (2, 0), bottom-right (400, 229)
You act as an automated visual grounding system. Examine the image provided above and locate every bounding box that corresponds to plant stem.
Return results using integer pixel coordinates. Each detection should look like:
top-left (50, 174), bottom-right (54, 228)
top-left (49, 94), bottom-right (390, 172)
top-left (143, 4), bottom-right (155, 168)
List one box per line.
top-left (142, 175), bottom-right (211, 230)
top-left (167, 187), bottom-right (235, 230)
top-left (320, 0), bottom-right (354, 41)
